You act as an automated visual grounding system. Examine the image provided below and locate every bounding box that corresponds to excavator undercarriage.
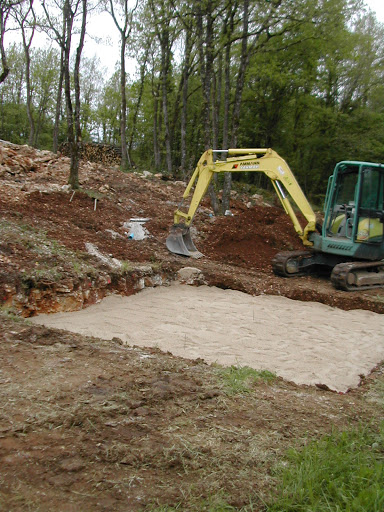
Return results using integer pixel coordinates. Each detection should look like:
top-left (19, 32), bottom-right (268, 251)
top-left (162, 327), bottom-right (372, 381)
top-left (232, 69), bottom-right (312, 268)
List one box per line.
top-left (272, 251), bottom-right (384, 291)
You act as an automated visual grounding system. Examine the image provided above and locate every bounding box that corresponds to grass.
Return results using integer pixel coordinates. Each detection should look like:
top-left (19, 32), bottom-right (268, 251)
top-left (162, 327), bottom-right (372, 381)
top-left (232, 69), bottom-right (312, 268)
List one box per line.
top-left (0, 307), bottom-right (32, 323)
top-left (367, 379), bottom-right (384, 408)
top-left (267, 423), bottom-right (384, 512)
top-left (217, 365), bottom-right (276, 395)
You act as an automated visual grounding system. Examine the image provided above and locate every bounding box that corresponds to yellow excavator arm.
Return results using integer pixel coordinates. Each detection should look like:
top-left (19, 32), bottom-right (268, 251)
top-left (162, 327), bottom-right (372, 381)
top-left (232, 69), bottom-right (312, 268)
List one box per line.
top-left (167, 148), bottom-right (317, 258)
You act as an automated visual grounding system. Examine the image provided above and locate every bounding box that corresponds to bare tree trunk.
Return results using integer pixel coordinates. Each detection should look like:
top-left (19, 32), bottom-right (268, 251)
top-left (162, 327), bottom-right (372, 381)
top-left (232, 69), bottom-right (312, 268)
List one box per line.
top-left (160, 28), bottom-right (172, 173)
top-left (230, 0), bottom-right (249, 147)
top-left (196, 1), bottom-right (214, 150)
top-left (24, 40), bottom-right (35, 146)
top-left (0, 4), bottom-right (11, 84)
top-left (128, 44), bottom-right (149, 156)
top-left (223, 0), bottom-right (248, 213)
top-left (68, 0), bottom-right (86, 188)
top-left (119, 33), bottom-right (130, 168)
top-left (222, 26), bottom-right (233, 214)
top-left (108, 0), bottom-right (138, 169)
top-left (180, 29), bottom-right (192, 177)
top-left (53, 46), bottom-right (64, 153)
top-left (62, 0), bottom-right (78, 189)
top-left (196, 1), bottom-right (220, 214)
top-left (222, 1), bottom-right (236, 150)
top-left (212, 52), bottom-right (222, 151)
top-left (153, 81), bottom-right (161, 170)
top-left (16, 1), bottom-right (36, 146)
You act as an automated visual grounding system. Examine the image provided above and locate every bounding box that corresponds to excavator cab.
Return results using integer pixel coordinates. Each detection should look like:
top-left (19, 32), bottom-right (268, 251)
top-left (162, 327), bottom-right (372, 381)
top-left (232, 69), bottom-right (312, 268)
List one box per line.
top-left (322, 162), bottom-right (384, 252)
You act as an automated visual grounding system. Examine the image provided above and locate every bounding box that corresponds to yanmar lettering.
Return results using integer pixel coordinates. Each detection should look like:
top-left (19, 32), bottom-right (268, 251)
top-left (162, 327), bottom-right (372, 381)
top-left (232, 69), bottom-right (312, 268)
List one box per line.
top-left (239, 162), bottom-right (260, 170)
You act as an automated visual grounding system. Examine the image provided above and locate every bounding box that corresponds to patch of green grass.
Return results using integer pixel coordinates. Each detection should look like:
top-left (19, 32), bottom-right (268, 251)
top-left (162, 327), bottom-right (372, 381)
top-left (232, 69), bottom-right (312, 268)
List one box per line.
top-left (216, 365), bottom-right (276, 395)
top-left (120, 260), bottom-right (134, 272)
top-left (0, 306), bottom-right (27, 322)
top-left (267, 424), bottom-right (384, 511)
top-left (367, 379), bottom-right (384, 408)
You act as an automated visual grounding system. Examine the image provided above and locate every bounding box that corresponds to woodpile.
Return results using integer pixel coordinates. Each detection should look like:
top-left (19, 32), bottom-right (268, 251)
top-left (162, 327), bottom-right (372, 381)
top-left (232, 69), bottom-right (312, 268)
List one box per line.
top-left (59, 142), bottom-right (122, 166)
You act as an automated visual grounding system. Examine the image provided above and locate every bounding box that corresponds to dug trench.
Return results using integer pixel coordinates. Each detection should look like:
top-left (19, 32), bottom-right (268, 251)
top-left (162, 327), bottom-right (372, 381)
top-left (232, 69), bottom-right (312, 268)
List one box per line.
top-left (0, 141), bottom-right (383, 511)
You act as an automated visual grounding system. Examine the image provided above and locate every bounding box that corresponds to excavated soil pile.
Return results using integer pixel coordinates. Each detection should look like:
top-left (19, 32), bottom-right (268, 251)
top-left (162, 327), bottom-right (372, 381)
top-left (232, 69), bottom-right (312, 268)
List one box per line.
top-left (202, 205), bottom-right (303, 270)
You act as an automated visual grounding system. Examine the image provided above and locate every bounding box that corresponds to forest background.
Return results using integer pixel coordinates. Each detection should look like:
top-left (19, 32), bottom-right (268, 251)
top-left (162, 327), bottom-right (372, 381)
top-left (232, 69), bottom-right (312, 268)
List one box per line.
top-left (1, 0), bottom-right (384, 205)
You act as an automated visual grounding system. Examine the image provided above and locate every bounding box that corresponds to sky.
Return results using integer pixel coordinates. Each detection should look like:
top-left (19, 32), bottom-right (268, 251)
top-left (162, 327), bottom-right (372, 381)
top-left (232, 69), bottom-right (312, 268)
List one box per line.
top-left (5, 1), bottom-right (384, 80)
top-left (365, 0), bottom-right (384, 21)
top-left (86, 0), bottom-right (384, 77)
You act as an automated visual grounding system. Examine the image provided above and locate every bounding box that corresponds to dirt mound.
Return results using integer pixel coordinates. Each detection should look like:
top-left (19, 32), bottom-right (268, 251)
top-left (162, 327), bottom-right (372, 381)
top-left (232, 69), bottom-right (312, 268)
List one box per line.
top-left (202, 205), bottom-right (303, 271)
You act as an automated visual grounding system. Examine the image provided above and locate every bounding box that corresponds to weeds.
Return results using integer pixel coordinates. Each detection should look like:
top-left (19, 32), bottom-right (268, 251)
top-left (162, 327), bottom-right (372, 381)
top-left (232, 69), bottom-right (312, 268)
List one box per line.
top-left (367, 379), bottom-right (384, 408)
top-left (216, 365), bottom-right (276, 395)
top-left (0, 306), bottom-right (23, 320)
top-left (120, 260), bottom-right (134, 272)
top-left (267, 423), bottom-right (384, 511)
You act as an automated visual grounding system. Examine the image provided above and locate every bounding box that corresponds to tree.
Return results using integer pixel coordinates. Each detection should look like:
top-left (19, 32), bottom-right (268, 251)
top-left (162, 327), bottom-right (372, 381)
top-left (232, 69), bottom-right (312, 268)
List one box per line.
top-left (96, 72), bottom-right (121, 143)
top-left (32, 47), bottom-right (61, 147)
top-left (0, 0), bottom-right (24, 84)
top-left (147, 0), bottom-right (177, 173)
top-left (0, 43), bottom-right (28, 142)
top-left (12, 0), bottom-right (36, 145)
top-left (107, 0), bottom-right (138, 169)
top-left (79, 55), bottom-right (105, 140)
top-left (41, 0), bottom-right (88, 188)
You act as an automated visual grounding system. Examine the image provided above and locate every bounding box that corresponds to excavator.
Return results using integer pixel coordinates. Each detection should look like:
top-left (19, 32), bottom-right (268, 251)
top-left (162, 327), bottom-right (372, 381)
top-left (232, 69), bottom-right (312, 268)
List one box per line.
top-left (166, 148), bottom-right (384, 291)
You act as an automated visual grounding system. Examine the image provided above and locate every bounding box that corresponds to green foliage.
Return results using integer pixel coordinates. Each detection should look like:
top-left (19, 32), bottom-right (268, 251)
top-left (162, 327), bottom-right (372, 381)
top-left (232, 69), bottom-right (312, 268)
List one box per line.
top-left (217, 365), bottom-right (276, 395)
top-left (0, 102), bottom-right (29, 144)
top-left (267, 424), bottom-right (384, 511)
top-left (96, 72), bottom-right (121, 144)
top-left (2, 1), bottom-right (384, 197)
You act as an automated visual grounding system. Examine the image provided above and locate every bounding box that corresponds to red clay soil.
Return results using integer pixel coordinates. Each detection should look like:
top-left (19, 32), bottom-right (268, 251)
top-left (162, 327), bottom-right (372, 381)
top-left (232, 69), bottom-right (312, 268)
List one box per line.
top-left (202, 204), bottom-right (303, 271)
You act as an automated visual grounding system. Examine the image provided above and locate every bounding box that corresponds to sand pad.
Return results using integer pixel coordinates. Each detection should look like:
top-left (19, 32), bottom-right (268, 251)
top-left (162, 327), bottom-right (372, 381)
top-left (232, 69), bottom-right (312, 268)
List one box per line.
top-left (30, 284), bottom-right (384, 392)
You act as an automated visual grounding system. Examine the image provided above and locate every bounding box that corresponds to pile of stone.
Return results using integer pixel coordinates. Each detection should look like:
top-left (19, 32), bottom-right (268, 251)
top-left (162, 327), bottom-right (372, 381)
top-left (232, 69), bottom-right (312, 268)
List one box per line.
top-left (0, 140), bottom-right (57, 177)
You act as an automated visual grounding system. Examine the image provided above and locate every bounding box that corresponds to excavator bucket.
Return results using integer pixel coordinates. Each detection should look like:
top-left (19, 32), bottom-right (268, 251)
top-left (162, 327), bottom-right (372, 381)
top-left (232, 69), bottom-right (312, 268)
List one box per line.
top-left (166, 224), bottom-right (203, 259)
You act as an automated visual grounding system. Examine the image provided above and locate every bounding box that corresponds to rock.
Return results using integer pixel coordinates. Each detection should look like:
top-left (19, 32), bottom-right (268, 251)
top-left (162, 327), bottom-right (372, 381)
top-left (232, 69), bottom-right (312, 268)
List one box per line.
top-left (59, 457), bottom-right (85, 472)
top-left (177, 267), bottom-right (206, 285)
top-left (55, 279), bottom-right (74, 293)
top-left (85, 243), bottom-right (122, 270)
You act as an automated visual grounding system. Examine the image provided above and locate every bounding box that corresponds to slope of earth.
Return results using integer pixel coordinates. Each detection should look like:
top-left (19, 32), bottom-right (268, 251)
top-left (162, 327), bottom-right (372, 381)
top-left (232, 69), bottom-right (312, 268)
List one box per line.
top-left (1, 140), bottom-right (384, 314)
top-left (0, 141), bottom-right (383, 510)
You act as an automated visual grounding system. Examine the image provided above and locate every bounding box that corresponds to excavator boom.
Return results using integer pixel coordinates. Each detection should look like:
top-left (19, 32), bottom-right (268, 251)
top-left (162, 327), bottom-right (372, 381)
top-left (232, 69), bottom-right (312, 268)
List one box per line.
top-left (166, 148), bottom-right (317, 257)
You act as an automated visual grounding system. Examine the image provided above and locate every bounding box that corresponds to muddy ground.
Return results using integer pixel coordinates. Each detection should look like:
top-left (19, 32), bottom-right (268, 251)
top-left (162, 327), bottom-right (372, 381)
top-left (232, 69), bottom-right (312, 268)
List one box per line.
top-left (0, 141), bottom-right (383, 511)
